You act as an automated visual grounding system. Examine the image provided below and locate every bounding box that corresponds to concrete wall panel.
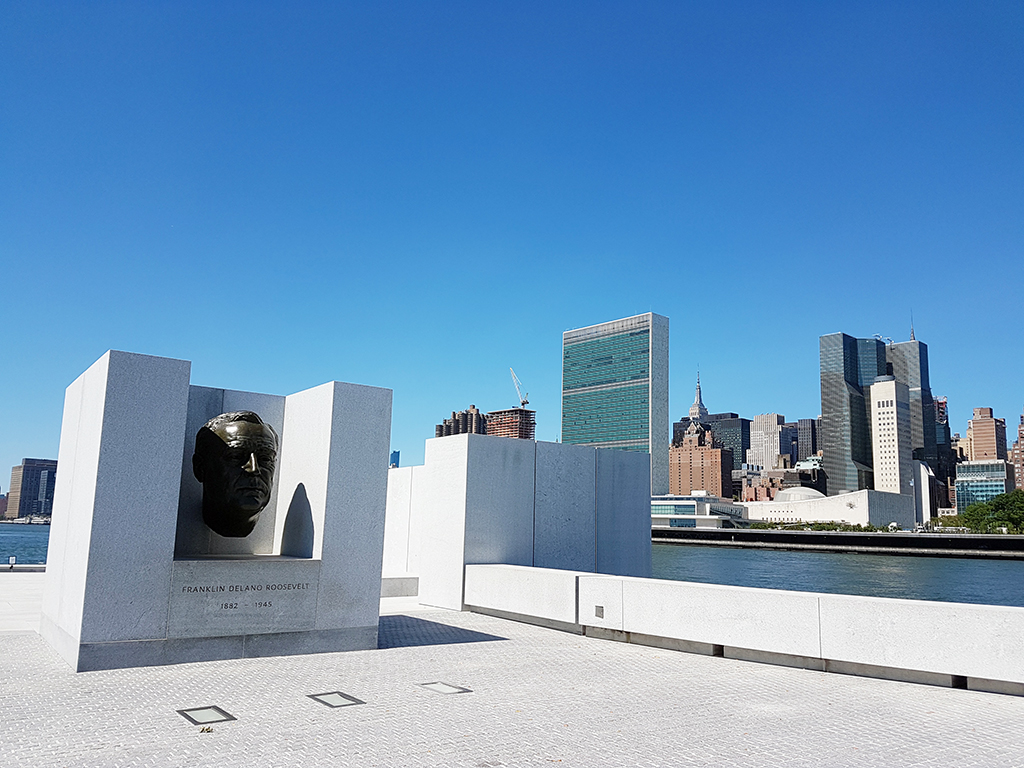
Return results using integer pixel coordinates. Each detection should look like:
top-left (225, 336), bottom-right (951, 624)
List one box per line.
top-left (534, 441), bottom-right (596, 571)
top-left (618, 578), bottom-right (822, 658)
top-left (383, 466), bottom-right (415, 576)
top-left (464, 436), bottom-right (535, 567)
top-left (464, 564), bottom-right (579, 625)
top-left (415, 436), bottom-right (470, 610)
top-left (595, 449), bottom-right (652, 578)
top-left (819, 594), bottom-right (1024, 684)
top-left (578, 575), bottom-right (624, 630)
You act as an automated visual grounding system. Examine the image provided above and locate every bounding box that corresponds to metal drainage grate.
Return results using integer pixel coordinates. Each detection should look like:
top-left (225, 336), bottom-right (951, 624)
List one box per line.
top-left (307, 691), bottom-right (366, 708)
top-left (418, 681), bottom-right (472, 694)
top-left (177, 706), bottom-right (237, 725)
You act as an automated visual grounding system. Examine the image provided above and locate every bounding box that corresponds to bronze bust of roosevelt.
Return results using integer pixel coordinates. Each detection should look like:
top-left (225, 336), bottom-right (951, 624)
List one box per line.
top-left (192, 411), bottom-right (278, 538)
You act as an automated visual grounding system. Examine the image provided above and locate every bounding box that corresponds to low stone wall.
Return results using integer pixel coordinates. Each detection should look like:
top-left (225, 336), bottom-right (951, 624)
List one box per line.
top-left (464, 564), bottom-right (1024, 696)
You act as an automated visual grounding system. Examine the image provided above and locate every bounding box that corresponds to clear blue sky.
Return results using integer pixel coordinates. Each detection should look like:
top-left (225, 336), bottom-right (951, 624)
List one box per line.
top-left (1, 2), bottom-right (1022, 478)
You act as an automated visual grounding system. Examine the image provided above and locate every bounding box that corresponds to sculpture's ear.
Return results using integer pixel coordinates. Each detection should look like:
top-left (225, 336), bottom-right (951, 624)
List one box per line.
top-left (192, 452), bottom-right (204, 482)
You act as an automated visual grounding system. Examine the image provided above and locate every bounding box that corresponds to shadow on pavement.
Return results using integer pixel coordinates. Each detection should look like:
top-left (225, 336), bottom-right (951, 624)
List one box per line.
top-left (378, 614), bottom-right (507, 649)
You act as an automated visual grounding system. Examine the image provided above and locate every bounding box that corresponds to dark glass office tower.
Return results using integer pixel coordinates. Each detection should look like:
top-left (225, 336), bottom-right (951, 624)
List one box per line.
top-left (5, 458), bottom-right (58, 519)
top-left (706, 414), bottom-right (750, 472)
top-left (797, 418), bottom-right (817, 460)
top-left (886, 340), bottom-right (938, 468)
top-left (819, 334), bottom-right (886, 495)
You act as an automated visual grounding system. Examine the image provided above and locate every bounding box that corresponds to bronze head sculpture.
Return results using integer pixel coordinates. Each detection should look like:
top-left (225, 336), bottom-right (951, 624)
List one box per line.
top-left (192, 411), bottom-right (279, 538)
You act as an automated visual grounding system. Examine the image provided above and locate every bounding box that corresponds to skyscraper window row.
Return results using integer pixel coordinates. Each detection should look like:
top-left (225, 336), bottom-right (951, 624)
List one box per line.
top-left (562, 384), bottom-right (649, 446)
top-left (562, 330), bottom-right (651, 391)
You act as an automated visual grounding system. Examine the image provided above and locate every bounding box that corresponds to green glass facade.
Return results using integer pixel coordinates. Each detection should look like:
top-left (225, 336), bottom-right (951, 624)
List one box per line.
top-left (562, 327), bottom-right (652, 449)
top-left (562, 382), bottom-right (650, 449)
top-left (561, 325), bottom-right (647, 450)
top-left (562, 313), bottom-right (670, 493)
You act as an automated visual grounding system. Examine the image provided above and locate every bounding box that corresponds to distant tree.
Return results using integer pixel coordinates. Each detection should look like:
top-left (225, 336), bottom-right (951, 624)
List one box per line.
top-left (956, 490), bottom-right (1024, 534)
top-left (986, 489), bottom-right (1024, 533)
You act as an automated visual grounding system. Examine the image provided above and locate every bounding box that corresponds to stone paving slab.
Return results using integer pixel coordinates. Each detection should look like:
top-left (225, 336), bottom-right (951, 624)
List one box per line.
top-left (0, 572), bottom-right (45, 632)
top-left (1, 602), bottom-right (1023, 767)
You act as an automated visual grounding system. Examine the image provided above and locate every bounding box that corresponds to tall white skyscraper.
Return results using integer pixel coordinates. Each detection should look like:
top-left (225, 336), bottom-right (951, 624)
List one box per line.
top-left (869, 376), bottom-right (914, 495)
top-left (746, 414), bottom-right (785, 469)
top-left (562, 313), bottom-right (670, 494)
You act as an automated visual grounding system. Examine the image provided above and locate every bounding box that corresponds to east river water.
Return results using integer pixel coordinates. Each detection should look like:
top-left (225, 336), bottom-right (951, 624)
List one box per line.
top-left (0, 523), bottom-right (50, 564)
top-left (5, 525), bottom-right (1024, 608)
top-left (652, 542), bottom-right (1024, 608)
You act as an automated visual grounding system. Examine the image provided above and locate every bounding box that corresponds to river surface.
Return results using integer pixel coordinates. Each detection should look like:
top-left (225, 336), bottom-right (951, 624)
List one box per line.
top-left (0, 523), bottom-right (50, 564)
top-left (5, 526), bottom-right (1024, 608)
top-left (652, 542), bottom-right (1024, 608)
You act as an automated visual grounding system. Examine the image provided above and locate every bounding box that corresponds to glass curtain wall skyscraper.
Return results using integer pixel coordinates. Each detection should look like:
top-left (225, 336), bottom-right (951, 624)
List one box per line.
top-left (886, 339), bottom-right (937, 467)
top-left (562, 313), bottom-right (669, 494)
top-left (819, 333), bottom-right (887, 494)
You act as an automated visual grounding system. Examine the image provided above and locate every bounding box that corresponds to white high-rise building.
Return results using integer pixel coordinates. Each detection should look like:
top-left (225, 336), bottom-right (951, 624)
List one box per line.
top-left (746, 414), bottom-right (785, 469)
top-left (562, 313), bottom-right (670, 494)
top-left (869, 376), bottom-right (914, 495)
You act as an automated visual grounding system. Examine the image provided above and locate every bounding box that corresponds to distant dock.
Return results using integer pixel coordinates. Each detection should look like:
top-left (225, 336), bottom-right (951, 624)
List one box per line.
top-left (652, 529), bottom-right (1024, 559)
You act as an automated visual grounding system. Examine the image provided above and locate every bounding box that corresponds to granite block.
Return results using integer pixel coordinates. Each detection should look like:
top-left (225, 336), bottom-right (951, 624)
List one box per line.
top-left (534, 441), bottom-right (596, 571)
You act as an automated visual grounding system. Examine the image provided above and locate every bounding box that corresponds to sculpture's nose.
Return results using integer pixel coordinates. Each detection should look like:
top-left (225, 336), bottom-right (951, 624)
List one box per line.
top-left (243, 452), bottom-right (260, 474)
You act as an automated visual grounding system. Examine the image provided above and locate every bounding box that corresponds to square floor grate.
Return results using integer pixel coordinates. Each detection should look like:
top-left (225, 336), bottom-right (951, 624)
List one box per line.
top-left (307, 691), bottom-right (366, 708)
top-left (177, 706), bottom-right (236, 725)
top-left (418, 681), bottom-right (472, 694)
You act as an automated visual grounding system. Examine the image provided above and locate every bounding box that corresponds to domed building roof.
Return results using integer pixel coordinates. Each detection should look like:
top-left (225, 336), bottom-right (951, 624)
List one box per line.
top-left (773, 486), bottom-right (826, 502)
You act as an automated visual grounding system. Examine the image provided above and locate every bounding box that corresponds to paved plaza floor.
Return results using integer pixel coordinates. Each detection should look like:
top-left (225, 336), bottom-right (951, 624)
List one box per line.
top-left (2, 572), bottom-right (1022, 767)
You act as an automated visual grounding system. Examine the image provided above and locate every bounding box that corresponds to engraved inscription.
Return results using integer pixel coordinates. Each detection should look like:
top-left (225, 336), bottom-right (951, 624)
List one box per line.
top-left (168, 560), bottom-right (321, 638)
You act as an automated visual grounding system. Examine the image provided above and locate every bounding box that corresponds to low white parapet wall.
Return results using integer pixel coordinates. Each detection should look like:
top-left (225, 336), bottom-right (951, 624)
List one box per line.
top-left (463, 564), bottom-right (581, 628)
top-left (464, 564), bottom-right (1024, 696)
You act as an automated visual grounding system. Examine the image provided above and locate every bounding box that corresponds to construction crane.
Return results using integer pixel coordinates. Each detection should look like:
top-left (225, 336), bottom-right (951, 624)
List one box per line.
top-left (510, 368), bottom-right (529, 408)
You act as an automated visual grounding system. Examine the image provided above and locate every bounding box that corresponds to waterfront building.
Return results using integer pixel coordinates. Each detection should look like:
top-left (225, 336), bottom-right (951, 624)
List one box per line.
top-left (485, 407), bottom-right (537, 440)
top-left (966, 407), bottom-right (1008, 461)
top-left (885, 338), bottom-right (937, 466)
top-left (869, 376), bottom-right (914, 495)
top-left (0, 494), bottom-right (6, 518)
top-left (742, 487), bottom-right (916, 529)
top-left (955, 460), bottom-right (1014, 509)
top-left (435, 405), bottom-right (487, 437)
top-left (562, 313), bottom-right (669, 494)
top-left (746, 414), bottom-right (791, 469)
top-left (1012, 413), bottom-right (1024, 491)
top-left (819, 333), bottom-right (887, 494)
top-left (5, 458), bottom-right (58, 519)
top-left (650, 492), bottom-right (746, 529)
top-left (669, 420), bottom-right (732, 498)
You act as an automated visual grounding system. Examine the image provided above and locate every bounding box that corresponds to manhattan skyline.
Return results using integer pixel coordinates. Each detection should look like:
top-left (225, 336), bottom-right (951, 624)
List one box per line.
top-left (1, 2), bottom-right (1022, 473)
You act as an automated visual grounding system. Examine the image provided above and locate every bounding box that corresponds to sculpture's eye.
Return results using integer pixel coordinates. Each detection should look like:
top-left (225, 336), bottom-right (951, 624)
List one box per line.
top-left (225, 448), bottom-right (250, 466)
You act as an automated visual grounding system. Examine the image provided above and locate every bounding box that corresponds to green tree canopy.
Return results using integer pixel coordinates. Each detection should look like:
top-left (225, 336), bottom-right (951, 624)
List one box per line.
top-left (956, 489), bottom-right (1024, 534)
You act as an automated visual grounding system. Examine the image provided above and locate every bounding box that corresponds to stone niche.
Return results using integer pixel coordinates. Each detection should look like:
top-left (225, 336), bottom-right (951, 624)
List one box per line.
top-left (39, 350), bottom-right (392, 672)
